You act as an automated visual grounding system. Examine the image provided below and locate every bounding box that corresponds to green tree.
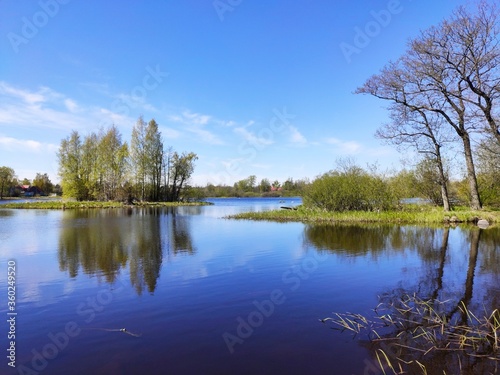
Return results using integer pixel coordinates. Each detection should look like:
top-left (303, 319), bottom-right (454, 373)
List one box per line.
top-left (476, 137), bottom-right (500, 207)
top-left (259, 178), bottom-right (271, 193)
top-left (388, 169), bottom-right (418, 203)
top-left (0, 166), bottom-right (15, 199)
top-left (58, 131), bottom-right (87, 200)
top-left (413, 156), bottom-right (450, 207)
top-left (131, 117), bottom-right (148, 201)
top-left (80, 132), bottom-right (99, 200)
top-left (236, 175), bottom-right (257, 194)
top-left (168, 152), bottom-right (198, 202)
top-left (97, 125), bottom-right (129, 200)
top-left (144, 119), bottom-right (163, 201)
top-left (21, 178), bottom-right (30, 185)
top-left (131, 117), bottom-right (164, 201)
top-left (32, 173), bottom-right (53, 195)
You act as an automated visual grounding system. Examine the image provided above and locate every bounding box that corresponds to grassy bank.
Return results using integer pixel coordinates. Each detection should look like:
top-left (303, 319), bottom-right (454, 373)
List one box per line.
top-left (0, 200), bottom-right (213, 210)
top-left (227, 205), bottom-right (500, 224)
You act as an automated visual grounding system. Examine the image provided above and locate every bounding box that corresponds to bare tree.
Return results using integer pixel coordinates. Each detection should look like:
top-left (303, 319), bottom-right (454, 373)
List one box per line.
top-left (376, 104), bottom-right (452, 210)
top-left (427, 2), bottom-right (500, 146)
top-left (356, 9), bottom-right (485, 209)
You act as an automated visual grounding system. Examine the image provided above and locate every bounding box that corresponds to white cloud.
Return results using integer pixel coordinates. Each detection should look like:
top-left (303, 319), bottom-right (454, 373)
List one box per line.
top-left (250, 163), bottom-right (272, 169)
top-left (181, 111), bottom-right (211, 125)
top-left (160, 126), bottom-right (181, 139)
top-left (288, 126), bottom-right (307, 144)
top-left (187, 127), bottom-right (224, 145)
top-left (64, 98), bottom-right (79, 112)
top-left (114, 92), bottom-right (158, 112)
top-left (0, 136), bottom-right (58, 153)
top-left (166, 110), bottom-right (225, 145)
top-left (234, 127), bottom-right (274, 146)
top-left (0, 82), bottom-right (46, 104)
top-left (167, 110), bottom-right (211, 126)
top-left (326, 137), bottom-right (362, 154)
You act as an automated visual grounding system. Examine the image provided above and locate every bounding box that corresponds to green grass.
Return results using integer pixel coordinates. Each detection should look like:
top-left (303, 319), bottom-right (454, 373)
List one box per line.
top-left (0, 200), bottom-right (213, 210)
top-left (227, 205), bottom-right (500, 224)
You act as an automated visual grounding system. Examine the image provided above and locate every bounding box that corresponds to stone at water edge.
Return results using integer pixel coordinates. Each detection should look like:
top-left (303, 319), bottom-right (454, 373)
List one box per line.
top-left (477, 219), bottom-right (489, 229)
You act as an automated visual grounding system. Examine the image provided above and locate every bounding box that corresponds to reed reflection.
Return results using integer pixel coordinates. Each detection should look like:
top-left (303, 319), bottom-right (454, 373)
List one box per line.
top-left (312, 223), bottom-right (500, 374)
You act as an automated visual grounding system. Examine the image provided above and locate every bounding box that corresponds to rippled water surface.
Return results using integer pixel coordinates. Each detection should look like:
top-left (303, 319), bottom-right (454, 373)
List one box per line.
top-left (0, 198), bottom-right (499, 374)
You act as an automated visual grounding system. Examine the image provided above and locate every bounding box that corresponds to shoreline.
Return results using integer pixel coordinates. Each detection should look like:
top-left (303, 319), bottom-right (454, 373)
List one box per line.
top-left (227, 207), bottom-right (500, 225)
top-left (0, 200), bottom-right (213, 210)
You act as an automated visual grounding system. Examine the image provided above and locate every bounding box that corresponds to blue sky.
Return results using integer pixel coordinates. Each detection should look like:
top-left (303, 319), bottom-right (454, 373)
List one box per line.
top-left (0, 0), bottom-right (465, 186)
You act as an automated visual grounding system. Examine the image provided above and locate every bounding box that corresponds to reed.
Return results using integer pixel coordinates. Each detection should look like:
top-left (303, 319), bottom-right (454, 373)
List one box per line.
top-left (323, 293), bottom-right (500, 374)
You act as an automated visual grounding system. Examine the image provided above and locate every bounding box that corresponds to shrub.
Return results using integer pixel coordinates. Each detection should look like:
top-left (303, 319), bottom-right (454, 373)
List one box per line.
top-left (304, 165), bottom-right (398, 212)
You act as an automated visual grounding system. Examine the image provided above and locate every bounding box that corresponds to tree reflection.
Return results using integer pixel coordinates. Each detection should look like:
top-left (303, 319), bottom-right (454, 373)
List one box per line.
top-left (58, 207), bottom-right (196, 295)
top-left (128, 208), bottom-right (163, 295)
top-left (58, 210), bottom-right (129, 282)
top-left (304, 223), bottom-right (446, 257)
top-left (317, 223), bottom-right (500, 374)
top-left (166, 209), bottom-right (196, 256)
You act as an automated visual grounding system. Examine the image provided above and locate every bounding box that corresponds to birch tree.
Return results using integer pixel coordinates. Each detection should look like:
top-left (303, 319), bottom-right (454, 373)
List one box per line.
top-left (131, 117), bottom-right (148, 201)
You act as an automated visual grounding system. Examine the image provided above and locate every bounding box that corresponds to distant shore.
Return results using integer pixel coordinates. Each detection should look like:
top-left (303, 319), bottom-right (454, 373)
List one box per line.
top-left (0, 200), bottom-right (212, 209)
top-left (227, 206), bottom-right (499, 225)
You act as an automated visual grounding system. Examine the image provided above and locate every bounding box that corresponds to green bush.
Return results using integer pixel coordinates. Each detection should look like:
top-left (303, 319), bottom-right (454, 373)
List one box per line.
top-left (304, 165), bottom-right (397, 212)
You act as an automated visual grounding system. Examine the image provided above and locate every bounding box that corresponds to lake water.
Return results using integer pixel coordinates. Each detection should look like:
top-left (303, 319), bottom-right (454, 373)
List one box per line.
top-left (1, 197), bottom-right (499, 375)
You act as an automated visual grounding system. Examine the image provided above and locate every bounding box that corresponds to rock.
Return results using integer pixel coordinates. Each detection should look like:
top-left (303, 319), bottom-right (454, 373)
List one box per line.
top-left (450, 216), bottom-right (461, 223)
top-left (477, 219), bottom-right (490, 229)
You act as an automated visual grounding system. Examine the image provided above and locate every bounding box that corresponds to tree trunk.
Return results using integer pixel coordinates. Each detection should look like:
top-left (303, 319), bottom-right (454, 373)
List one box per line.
top-left (462, 133), bottom-right (482, 210)
top-left (435, 146), bottom-right (450, 211)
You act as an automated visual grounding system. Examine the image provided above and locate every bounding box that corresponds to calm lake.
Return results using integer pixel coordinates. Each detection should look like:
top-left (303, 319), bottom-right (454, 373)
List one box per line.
top-left (1, 198), bottom-right (499, 375)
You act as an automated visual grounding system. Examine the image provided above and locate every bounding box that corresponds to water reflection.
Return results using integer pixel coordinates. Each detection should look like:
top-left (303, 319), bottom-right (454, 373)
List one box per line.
top-left (0, 209), bottom-right (14, 217)
top-left (58, 207), bottom-right (196, 295)
top-left (304, 224), bottom-right (438, 255)
top-left (309, 223), bottom-right (500, 374)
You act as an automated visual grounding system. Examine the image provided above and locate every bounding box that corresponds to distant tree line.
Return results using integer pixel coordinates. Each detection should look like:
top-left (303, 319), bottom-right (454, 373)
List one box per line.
top-left (58, 117), bottom-right (197, 202)
top-left (356, 1), bottom-right (500, 211)
top-left (191, 175), bottom-right (310, 198)
top-left (0, 167), bottom-right (57, 199)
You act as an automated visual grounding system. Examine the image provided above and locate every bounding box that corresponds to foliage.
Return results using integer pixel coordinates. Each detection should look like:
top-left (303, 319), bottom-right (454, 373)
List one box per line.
top-left (193, 176), bottom-right (309, 198)
top-left (32, 173), bottom-right (54, 194)
top-left (387, 169), bottom-right (419, 202)
top-left (166, 151), bottom-right (198, 202)
top-left (413, 157), bottom-right (450, 207)
top-left (304, 162), bottom-right (398, 212)
top-left (58, 130), bottom-right (87, 200)
top-left (0, 166), bottom-right (15, 199)
top-left (476, 137), bottom-right (500, 208)
top-left (58, 118), bottom-right (197, 202)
